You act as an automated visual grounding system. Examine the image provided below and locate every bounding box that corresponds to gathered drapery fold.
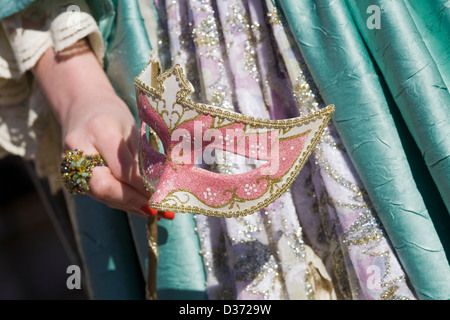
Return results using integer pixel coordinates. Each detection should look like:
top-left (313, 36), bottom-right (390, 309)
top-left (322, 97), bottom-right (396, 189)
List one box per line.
top-left (278, 0), bottom-right (450, 299)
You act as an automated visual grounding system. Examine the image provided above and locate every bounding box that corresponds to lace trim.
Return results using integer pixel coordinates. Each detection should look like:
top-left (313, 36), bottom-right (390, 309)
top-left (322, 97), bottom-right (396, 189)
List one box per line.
top-left (0, 8), bottom-right (103, 79)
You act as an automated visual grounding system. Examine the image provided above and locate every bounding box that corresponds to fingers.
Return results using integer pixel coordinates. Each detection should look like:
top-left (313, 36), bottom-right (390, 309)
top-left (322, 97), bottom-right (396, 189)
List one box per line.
top-left (87, 166), bottom-right (151, 217)
top-left (62, 112), bottom-right (175, 219)
top-left (126, 122), bottom-right (140, 157)
top-left (157, 211), bottom-right (175, 220)
top-left (92, 122), bottom-right (149, 198)
top-left (87, 167), bottom-right (175, 220)
top-left (63, 130), bottom-right (151, 217)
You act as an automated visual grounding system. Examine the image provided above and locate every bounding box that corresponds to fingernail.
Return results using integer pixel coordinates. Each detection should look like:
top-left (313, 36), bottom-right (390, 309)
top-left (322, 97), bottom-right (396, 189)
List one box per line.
top-left (140, 204), bottom-right (158, 217)
top-left (157, 211), bottom-right (175, 220)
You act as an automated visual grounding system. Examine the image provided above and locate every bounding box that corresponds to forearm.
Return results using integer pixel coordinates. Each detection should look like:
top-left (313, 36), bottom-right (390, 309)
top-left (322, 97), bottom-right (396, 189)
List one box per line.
top-left (32, 39), bottom-right (119, 127)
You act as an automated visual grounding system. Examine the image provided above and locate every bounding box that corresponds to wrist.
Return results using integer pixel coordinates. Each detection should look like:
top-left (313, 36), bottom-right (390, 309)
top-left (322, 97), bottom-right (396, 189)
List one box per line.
top-left (32, 41), bottom-right (117, 126)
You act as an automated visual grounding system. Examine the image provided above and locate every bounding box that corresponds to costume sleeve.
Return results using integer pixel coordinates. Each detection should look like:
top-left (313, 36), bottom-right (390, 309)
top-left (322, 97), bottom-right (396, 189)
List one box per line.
top-left (0, 0), bottom-right (105, 192)
top-left (0, 0), bottom-right (104, 80)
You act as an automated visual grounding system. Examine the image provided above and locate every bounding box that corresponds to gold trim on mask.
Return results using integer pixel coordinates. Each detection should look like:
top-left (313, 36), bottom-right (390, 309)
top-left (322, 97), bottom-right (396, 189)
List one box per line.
top-left (134, 58), bottom-right (335, 217)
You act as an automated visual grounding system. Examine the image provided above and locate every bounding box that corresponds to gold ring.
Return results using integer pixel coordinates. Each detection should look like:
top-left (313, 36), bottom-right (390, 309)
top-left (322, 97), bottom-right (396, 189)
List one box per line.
top-left (60, 149), bottom-right (107, 195)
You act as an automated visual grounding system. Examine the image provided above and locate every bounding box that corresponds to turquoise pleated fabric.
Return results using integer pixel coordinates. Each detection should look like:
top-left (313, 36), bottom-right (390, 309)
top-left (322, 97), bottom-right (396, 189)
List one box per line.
top-left (66, 196), bottom-right (146, 299)
top-left (404, 0), bottom-right (450, 99)
top-left (157, 215), bottom-right (208, 300)
top-left (346, 0), bottom-right (450, 222)
top-left (277, 0), bottom-right (450, 299)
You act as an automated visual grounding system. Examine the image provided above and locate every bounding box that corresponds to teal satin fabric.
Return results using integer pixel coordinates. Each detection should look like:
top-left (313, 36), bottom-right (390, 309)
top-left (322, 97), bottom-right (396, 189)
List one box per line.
top-left (157, 215), bottom-right (208, 300)
top-left (404, 0), bottom-right (450, 95)
top-left (66, 196), bottom-right (146, 299)
top-left (277, 0), bottom-right (450, 299)
top-left (346, 0), bottom-right (450, 220)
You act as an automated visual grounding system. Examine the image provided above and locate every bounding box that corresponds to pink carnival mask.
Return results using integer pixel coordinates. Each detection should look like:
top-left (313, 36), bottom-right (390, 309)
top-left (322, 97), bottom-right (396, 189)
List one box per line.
top-left (134, 58), bottom-right (334, 217)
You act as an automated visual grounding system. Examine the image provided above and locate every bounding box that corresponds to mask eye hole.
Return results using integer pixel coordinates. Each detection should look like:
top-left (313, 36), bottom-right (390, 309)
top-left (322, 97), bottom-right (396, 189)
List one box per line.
top-left (143, 123), bottom-right (165, 155)
top-left (195, 148), bottom-right (267, 174)
top-left (139, 122), bottom-right (167, 190)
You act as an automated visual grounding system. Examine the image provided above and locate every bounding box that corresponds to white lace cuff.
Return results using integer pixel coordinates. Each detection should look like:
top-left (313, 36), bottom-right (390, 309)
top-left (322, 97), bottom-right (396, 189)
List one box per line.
top-left (0, 0), bottom-right (104, 80)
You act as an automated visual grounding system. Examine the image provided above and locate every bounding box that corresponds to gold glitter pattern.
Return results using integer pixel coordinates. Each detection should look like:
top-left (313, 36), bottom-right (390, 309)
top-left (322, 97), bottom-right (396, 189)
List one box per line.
top-left (267, 5), bottom-right (283, 26)
top-left (226, 4), bottom-right (261, 81)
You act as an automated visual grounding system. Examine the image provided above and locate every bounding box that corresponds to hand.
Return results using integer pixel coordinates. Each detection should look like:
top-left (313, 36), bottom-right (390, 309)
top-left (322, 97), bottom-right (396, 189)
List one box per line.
top-left (33, 40), bottom-right (174, 218)
top-left (62, 92), bottom-right (152, 217)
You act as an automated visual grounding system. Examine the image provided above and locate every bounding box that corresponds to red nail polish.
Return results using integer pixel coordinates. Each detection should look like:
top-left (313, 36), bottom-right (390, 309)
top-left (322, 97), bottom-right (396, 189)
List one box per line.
top-left (157, 211), bottom-right (175, 220)
top-left (140, 204), bottom-right (158, 217)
